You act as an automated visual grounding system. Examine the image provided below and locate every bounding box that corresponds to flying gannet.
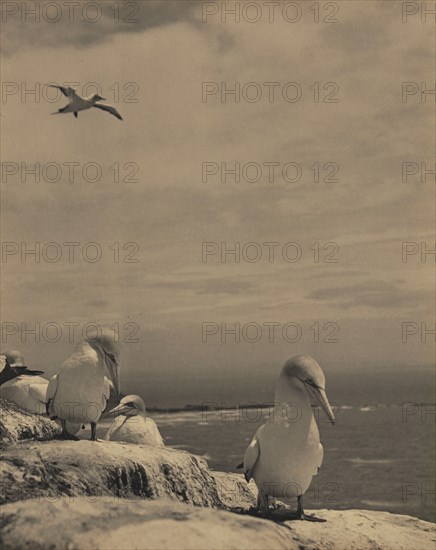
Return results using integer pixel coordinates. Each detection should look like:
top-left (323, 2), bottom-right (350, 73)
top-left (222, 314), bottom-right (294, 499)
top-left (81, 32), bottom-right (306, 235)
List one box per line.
top-left (105, 394), bottom-right (164, 446)
top-left (46, 330), bottom-right (121, 441)
top-left (49, 85), bottom-right (123, 120)
top-left (240, 355), bottom-right (335, 521)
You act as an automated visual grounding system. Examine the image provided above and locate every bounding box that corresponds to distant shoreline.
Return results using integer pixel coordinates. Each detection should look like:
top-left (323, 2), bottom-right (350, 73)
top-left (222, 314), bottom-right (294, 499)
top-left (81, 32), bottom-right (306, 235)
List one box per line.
top-left (146, 402), bottom-right (274, 414)
top-left (142, 401), bottom-right (436, 414)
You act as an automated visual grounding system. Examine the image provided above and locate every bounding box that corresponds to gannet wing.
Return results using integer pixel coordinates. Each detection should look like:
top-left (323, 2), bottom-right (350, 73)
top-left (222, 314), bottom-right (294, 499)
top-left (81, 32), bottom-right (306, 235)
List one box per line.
top-left (147, 418), bottom-right (165, 446)
top-left (102, 376), bottom-right (112, 410)
top-left (243, 427), bottom-right (263, 482)
top-left (92, 103), bottom-right (123, 120)
top-left (105, 415), bottom-right (127, 441)
top-left (45, 374), bottom-right (59, 417)
top-left (48, 85), bottom-right (79, 101)
top-left (314, 442), bottom-right (324, 475)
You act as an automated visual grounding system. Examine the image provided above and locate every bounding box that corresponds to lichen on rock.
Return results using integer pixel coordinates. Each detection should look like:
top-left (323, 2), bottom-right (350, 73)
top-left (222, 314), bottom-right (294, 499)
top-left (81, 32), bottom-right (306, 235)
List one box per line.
top-left (0, 398), bottom-right (60, 445)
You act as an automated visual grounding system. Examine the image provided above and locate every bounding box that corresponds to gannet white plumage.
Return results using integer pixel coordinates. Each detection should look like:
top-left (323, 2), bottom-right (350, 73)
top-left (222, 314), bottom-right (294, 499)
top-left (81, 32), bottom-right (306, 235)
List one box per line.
top-left (46, 330), bottom-right (121, 440)
top-left (105, 394), bottom-right (164, 446)
top-left (49, 85), bottom-right (123, 120)
top-left (241, 355), bottom-right (335, 521)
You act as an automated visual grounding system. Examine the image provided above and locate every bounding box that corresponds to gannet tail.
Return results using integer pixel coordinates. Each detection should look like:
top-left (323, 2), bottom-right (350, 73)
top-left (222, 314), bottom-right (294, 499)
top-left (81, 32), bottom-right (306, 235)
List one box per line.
top-left (51, 105), bottom-right (69, 115)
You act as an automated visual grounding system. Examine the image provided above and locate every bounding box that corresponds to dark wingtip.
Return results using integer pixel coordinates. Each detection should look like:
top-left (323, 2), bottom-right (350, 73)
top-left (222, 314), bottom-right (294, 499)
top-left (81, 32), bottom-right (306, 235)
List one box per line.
top-left (236, 462), bottom-right (243, 469)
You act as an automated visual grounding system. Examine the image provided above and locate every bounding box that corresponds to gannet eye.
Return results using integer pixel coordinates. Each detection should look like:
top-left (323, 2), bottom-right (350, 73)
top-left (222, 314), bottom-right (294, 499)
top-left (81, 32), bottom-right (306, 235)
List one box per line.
top-left (305, 379), bottom-right (316, 387)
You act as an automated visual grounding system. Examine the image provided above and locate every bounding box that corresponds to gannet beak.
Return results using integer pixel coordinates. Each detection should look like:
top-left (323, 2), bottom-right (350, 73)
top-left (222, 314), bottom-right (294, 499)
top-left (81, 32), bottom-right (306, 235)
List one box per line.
top-left (305, 383), bottom-right (335, 425)
top-left (316, 387), bottom-right (335, 425)
top-left (104, 353), bottom-right (120, 397)
top-left (108, 402), bottom-right (130, 416)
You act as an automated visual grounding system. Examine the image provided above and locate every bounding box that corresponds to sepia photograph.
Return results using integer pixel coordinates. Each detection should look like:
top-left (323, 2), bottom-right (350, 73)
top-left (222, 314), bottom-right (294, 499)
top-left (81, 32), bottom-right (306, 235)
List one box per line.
top-left (0, 1), bottom-right (435, 548)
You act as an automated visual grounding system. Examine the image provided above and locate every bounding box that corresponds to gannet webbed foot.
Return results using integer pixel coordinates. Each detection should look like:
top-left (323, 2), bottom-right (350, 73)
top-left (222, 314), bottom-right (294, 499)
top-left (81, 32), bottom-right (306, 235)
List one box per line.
top-left (55, 420), bottom-right (79, 440)
top-left (303, 514), bottom-right (326, 522)
top-left (287, 495), bottom-right (327, 523)
top-left (246, 506), bottom-right (271, 519)
top-left (298, 512), bottom-right (327, 522)
top-left (246, 492), bottom-right (271, 518)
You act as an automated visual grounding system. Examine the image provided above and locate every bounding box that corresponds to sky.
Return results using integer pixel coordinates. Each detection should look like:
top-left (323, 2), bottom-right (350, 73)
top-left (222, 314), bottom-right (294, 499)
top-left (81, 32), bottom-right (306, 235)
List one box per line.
top-left (1, 1), bottom-right (434, 406)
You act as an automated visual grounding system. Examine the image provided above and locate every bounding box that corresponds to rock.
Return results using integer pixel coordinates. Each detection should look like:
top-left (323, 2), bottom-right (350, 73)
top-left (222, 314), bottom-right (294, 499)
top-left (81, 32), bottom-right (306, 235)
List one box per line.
top-left (213, 471), bottom-right (257, 510)
top-left (1, 497), bottom-right (434, 550)
top-left (0, 439), bottom-right (254, 510)
top-left (0, 398), bottom-right (60, 445)
top-left (0, 401), bottom-right (434, 549)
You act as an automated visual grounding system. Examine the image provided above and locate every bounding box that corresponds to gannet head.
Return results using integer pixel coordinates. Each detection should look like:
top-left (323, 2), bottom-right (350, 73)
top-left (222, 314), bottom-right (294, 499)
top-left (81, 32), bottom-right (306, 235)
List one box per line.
top-left (2, 350), bottom-right (26, 367)
top-left (281, 355), bottom-right (335, 425)
top-left (91, 94), bottom-right (105, 102)
top-left (86, 329), bottom-right (121, 397)
top-left (108, 394), bottom-right (145, 417)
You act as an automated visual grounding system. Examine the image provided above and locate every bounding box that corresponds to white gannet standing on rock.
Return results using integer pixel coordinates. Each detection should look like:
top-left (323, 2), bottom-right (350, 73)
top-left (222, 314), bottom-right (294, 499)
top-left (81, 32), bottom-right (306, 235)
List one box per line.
top-left (49, 85), bottom-right (123, 120)
top-left (105, 395), bottom-right (164, 446)
top-left (241, 355), bottom-right (335, 521)
top-left (0, 352), bottom-right (46, 414)
top-left (46, 330), bottom-right (121, 441)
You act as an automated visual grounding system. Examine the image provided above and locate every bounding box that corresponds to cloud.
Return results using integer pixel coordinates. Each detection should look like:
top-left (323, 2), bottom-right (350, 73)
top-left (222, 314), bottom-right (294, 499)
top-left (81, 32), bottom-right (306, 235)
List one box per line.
top-left (148, 277), bottom-right (254, 296)
top-left (306, 280), bottom-right (430, 310)
top-left (1, 0), bottom-right (199, 54)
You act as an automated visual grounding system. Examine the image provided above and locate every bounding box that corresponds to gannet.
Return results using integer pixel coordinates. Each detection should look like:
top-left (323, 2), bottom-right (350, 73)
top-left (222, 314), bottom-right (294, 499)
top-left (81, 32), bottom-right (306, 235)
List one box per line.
top-left (105, 394), bottom-right (164, 446)
top-left (0, 353), bottom-right (46, 414)
top-left (0, 352), bottom-right (83, 435)
top-left (49, 85), bottom-right (123, 120)
top-left (240, 355), bottom-right (335, 521)
top-left (46, 330), bottom-right (121, 440)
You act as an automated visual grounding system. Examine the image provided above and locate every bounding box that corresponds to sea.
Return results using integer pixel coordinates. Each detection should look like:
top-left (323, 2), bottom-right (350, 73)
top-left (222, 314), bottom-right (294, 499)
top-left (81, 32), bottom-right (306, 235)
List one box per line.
top-left (95, 366), bottom-right (436, 523)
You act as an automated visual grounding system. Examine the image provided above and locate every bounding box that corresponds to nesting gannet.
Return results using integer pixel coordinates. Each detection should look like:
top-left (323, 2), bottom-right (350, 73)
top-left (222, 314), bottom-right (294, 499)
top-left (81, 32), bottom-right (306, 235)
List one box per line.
top-left (49, 85), bottom-right (123, 120)
top-left (240, 355), bottom-right (335, 521)
top-left (0, 352), bottom-right (83, 436)
top-left (105, 395), bottom-right (164, 446)
top-left (0, 353), bottom-right (46, 414)
top-left (46, 330), bottom-right (121, 440)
